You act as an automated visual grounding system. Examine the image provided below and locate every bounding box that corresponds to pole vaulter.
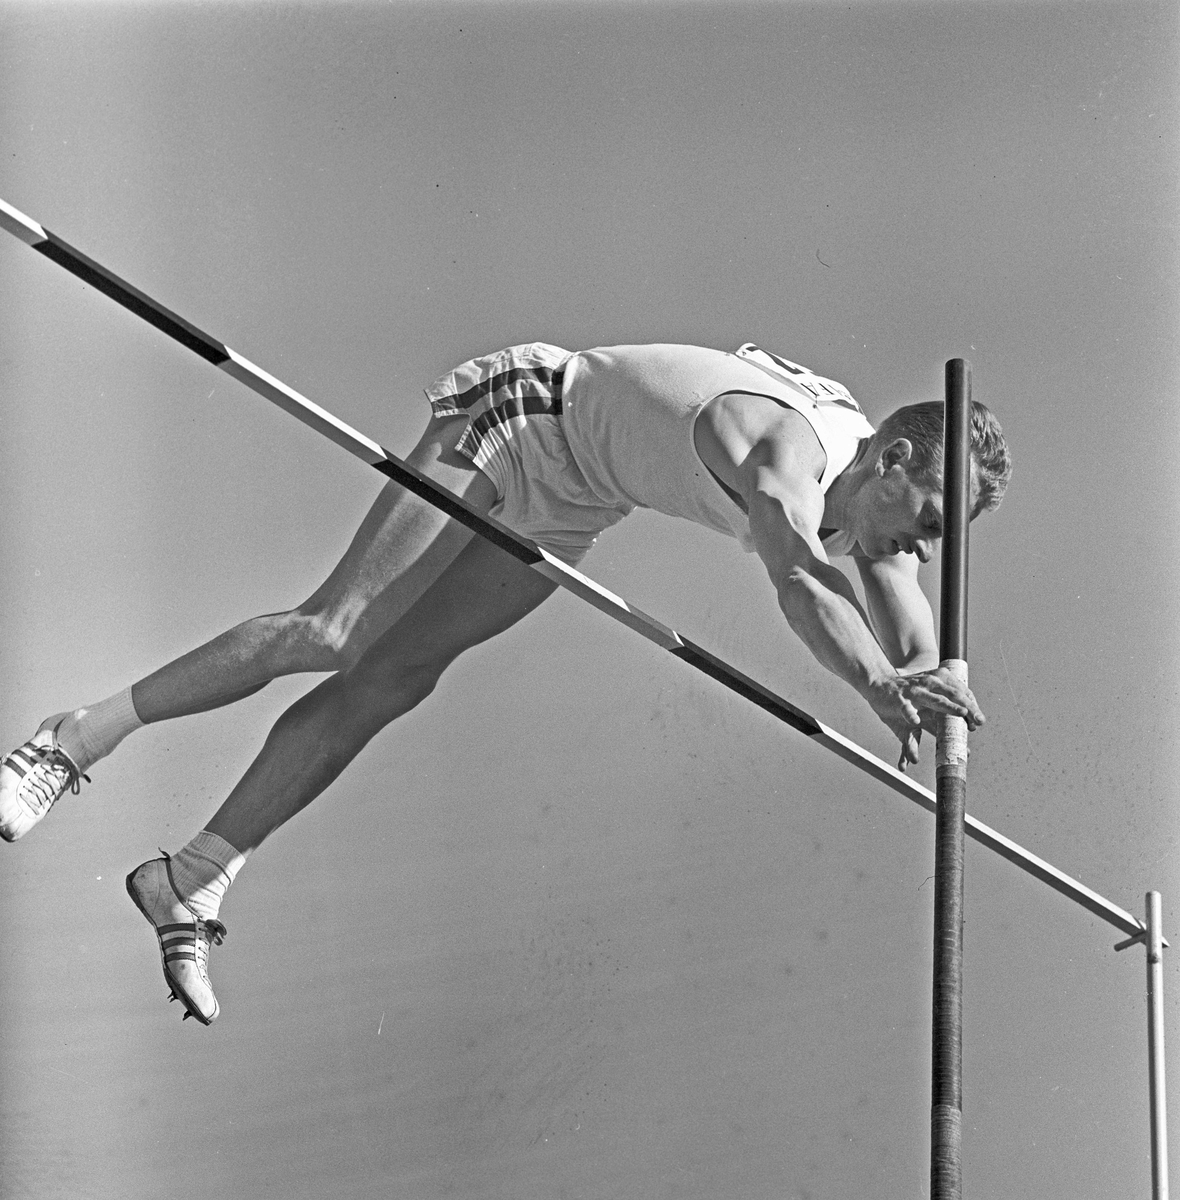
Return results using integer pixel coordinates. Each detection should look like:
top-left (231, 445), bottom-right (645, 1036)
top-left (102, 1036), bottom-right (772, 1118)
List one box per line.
top-left (0, 196), bottom-right (1153, 945)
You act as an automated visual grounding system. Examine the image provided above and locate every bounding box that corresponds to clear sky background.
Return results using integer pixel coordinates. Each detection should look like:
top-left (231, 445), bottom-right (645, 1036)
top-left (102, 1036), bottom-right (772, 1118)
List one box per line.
top-left (1, 2), bottom-right (1177, 1198)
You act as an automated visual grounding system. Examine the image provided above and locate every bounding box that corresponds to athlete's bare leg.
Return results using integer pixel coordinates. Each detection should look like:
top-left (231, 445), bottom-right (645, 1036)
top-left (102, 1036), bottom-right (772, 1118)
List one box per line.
top-left (130, 415), bottom-right (496, 725)
top-left (124, 533), bottom-right (556, 1024)
top-left (203, 532), bottom-right (558, 853)
top-left (0, 414), bottom-right (506, 843)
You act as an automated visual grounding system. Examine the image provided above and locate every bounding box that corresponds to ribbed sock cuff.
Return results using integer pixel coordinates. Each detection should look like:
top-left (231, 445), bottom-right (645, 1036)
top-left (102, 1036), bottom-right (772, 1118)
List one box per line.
top-left (56, 686), bottom-right (144, 772)
top-left (170, 830), bottom-right (250, 921)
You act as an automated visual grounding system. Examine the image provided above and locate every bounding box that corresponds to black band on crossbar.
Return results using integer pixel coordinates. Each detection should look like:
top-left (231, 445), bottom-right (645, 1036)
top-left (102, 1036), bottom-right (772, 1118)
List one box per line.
top-left (671, 638), bottom-right (822, 737)
top-left (35, 234), bottom-right (231, 367)
top-left (371, 456), bottom-right (541, 565)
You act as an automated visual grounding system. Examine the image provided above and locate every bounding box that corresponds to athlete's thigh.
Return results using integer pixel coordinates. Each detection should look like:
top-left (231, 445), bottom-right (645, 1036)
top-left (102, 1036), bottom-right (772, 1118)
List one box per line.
top-left (300, 415), bottom-right (498, 656)
top-left (351, 532), bottom-right (558, 685)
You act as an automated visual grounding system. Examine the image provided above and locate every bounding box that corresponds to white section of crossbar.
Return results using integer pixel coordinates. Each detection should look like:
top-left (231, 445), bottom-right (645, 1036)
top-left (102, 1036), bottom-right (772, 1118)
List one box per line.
top-left (530, 550), bottom-right (686, 651)
top-left (0, 196), bottom-right (46, 244)
top-left (0, 194), bottom-right (1150, 943)
top-left (221, 349), bottom-right (388, 467)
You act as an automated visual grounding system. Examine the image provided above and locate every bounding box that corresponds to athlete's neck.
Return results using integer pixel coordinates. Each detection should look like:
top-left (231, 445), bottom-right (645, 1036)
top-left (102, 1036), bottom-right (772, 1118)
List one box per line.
top-left (822, 437), bottom-right (873, 532)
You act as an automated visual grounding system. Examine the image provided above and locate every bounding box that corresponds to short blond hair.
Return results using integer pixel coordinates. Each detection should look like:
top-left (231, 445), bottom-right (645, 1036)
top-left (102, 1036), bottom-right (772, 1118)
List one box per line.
top-left (874, 400), bottom-right (1012, 517)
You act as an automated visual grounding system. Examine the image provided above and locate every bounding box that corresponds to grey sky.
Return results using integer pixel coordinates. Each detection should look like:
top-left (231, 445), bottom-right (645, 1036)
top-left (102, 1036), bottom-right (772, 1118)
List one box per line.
top-left (2, 3), bottom-right (1177, 1198)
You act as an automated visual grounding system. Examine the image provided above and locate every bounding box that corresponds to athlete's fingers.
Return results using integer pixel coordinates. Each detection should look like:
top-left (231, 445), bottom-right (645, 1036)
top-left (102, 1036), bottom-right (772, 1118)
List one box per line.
top-left (924, 676), bottom-right (985, 723)
top-left (896, 728), bottom-right (921, 771)
top-left (907, 688), bottom-right (968, 716)
top-left (912, 668), bottom-right (978, 700)
top-left (907, 680), bottom-right (982, 722)
top-left (911, 697), bottom-right (986, 736)
top-left (907, 727), bottom-right (922, 765)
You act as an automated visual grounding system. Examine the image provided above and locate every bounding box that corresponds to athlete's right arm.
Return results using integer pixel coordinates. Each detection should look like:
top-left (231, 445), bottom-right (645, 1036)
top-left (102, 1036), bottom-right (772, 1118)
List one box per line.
top-left (737, 434), bottom-right (976, 764)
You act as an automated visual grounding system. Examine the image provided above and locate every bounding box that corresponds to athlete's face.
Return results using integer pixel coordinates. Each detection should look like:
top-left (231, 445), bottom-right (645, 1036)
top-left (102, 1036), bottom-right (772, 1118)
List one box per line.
top-left (854, 442), bottom-right (955, 562)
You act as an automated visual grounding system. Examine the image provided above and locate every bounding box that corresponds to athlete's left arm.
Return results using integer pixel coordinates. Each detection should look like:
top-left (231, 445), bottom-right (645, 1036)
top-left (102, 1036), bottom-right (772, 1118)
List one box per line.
top-left (854, 553), bottom-right (940, 674)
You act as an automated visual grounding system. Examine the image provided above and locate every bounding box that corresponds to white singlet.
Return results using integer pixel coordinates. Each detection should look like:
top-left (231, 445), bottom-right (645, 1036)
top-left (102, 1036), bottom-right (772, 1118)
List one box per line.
top-left (560, 343), bottom-right (875, 554)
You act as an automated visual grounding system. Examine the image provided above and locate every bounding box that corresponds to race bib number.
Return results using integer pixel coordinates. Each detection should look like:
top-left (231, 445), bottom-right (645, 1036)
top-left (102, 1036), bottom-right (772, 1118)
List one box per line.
top-left (734, 343), bottom-right (864, 414)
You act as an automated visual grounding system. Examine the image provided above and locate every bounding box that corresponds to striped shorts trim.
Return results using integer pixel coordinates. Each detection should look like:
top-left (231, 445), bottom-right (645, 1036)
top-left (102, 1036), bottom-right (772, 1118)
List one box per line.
top-left (425, 343), bottom-right (570, 473)
top-left (423, 343), bottom-right (628, 566)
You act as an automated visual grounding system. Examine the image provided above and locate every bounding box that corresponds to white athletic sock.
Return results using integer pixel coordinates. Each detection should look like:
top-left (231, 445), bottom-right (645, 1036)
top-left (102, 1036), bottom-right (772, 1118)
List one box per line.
top-left (54, 686), bottom-right (144, 772)
top-left (168, 830), bottom-right (250, 922)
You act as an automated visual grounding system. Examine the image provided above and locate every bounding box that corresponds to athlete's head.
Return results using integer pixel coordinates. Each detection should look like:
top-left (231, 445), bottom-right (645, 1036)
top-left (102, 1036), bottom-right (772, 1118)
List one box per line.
top-left (871, 400), bottom-right (1011, 518)
top-left (840, 401), bottom-right (1011, 562)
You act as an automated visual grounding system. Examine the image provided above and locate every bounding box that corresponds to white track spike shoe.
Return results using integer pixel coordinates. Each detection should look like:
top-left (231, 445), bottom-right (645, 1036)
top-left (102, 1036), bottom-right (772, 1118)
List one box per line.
top-left (0, 717), bottom-right (90, 842)
top-left (126, 855), bottom-right (227, 1026)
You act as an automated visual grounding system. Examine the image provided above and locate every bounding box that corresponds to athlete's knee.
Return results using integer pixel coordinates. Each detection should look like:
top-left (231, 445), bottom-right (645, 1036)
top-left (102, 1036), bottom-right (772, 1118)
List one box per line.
top-left (370, 654), bottom-right (445, 715)
top-left (280, 604), bottom-right (361, 672)
top-left (342, 645), bottom-right (451, 731)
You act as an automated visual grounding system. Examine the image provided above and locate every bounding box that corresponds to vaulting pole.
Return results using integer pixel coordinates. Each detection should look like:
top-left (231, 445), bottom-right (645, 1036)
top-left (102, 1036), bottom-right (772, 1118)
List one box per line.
top-left (931, 359), bottom-right (972, 1199)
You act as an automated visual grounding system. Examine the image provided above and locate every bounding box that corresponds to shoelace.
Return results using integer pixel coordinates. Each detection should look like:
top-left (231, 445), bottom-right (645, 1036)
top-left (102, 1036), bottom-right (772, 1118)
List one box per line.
top-left (20, 743), bottom-right (90, 817)
top-left (168, 918), bottom-right (228, 1021)
top-left (191, 919), bottom-right (228, 979)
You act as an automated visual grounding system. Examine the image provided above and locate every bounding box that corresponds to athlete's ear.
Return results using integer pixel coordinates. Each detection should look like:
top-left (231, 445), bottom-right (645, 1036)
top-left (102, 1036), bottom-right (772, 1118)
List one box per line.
top-left (879, 438), bottom-right (914, 473)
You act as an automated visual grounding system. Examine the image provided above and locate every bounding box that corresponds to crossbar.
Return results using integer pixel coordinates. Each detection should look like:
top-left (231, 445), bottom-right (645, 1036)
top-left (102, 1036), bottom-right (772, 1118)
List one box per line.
top-left (0, 195), bottom-right (1149, 943)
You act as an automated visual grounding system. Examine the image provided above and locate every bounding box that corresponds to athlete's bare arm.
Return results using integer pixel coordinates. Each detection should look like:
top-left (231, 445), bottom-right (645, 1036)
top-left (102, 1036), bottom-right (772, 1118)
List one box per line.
top-left (694, 395), bottom-right (979, 764)
top-left (854, 553), bottom-right (940, 674)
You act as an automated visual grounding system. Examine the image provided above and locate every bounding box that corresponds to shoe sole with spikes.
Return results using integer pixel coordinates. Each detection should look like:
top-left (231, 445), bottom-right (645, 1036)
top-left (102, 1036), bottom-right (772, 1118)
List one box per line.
top-left (126, 855), bottom-right (226, 1026)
